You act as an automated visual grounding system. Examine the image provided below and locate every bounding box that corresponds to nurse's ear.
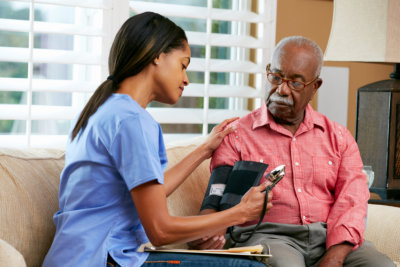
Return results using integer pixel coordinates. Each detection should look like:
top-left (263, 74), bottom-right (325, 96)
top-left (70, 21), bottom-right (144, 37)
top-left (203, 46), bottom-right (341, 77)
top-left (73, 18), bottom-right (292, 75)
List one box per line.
top-left (153, 56), bottom-right (160, 66)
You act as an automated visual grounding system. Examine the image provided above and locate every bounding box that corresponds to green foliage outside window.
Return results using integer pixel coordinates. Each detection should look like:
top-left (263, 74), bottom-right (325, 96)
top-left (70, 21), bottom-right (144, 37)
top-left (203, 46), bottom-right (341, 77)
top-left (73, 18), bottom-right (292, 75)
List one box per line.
top-left (0, 1), bottom-right (43, 133)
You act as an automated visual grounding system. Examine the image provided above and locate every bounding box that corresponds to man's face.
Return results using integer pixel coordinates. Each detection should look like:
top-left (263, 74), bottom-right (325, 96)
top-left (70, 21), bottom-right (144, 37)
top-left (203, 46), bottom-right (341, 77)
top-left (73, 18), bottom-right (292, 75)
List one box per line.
top-left (266, 45), bottom-right (322, 125)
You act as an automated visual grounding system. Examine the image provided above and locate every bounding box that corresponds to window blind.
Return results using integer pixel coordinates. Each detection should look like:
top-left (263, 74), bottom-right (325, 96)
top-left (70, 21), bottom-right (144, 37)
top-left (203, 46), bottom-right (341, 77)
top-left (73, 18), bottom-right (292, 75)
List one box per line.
top-left (0, 0), bottom-right (126, 147)
top-left (0, 0), bottom-right (276, 147)
top-left (130, 0), bottom-right (276, 143)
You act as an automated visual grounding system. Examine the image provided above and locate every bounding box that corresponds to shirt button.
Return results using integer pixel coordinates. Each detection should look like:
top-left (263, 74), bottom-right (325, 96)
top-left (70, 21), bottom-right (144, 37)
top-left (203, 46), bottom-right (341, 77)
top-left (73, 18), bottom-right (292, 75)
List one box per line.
top-left (298, 188), bottom-right (302, 193)
top-left (328, 161), bottom-right (332, 165)
top-left (303, 216), bottom-right (306, 220)
top-left (295, 162), bottom-right (299, 166)
top-left (293, 137), bottom-right (296, 141)
top-left (260, 159), bottom-right (263, 163)
top-left (235, 136), bottom-right (238, 138)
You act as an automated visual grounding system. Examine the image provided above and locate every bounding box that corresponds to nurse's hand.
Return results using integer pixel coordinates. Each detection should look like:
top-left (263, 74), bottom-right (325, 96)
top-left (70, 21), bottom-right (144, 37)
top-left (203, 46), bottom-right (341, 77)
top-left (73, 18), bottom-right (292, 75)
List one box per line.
top-left (202, 117), bottom-right (239, 158)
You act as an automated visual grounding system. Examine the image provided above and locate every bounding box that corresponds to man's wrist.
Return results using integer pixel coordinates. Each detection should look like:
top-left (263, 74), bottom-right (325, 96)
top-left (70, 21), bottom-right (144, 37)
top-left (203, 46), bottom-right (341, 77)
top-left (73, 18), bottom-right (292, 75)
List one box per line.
top-left (325, 242), bottom-right (354, 262)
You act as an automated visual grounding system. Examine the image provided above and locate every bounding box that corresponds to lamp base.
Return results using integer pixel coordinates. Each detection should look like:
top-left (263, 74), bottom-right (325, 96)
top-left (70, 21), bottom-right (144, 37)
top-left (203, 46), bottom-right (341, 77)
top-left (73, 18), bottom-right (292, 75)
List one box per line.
top-left (370, 188), bottom-right (400, 201)
top-left (390, 63), bottom-right (400, 79)
top-left (355, 77), bottom-right (400, 201)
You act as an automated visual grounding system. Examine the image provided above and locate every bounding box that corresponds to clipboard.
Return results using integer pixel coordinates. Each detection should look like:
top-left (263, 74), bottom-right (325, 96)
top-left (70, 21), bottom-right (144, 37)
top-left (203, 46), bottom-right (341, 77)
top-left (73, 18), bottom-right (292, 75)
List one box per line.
top-left (137, 243), bottom-right (271, 258)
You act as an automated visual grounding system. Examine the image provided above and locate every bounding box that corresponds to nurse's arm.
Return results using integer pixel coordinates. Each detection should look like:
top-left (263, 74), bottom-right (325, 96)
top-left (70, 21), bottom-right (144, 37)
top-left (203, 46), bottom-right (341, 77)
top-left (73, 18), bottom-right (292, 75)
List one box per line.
top-left (130, 180), bottom-right (266, 247)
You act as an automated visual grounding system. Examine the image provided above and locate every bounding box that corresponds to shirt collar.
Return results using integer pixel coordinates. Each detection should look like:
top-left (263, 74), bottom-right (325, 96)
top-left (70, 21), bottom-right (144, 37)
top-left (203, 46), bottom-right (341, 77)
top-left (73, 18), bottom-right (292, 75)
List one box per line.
top-left (252, 103), bottom-right (325, 132)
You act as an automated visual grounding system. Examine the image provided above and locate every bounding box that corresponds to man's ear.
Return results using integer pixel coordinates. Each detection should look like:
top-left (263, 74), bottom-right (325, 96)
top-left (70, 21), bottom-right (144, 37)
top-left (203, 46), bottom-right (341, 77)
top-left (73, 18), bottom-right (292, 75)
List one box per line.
top-left (315, 78), bottom-right (323, 89)
top-left (312, 78), bottom-right (323, 93)
top-left (309, 78), bottom-right (322, 101)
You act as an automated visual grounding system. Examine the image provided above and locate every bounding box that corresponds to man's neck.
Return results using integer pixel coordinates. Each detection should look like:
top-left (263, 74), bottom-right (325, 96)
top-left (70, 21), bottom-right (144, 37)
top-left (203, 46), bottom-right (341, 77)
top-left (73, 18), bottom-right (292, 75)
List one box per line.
top-left (271, 111), bottom-right (305, 136)
top-left (281, 124), bottom-right (300, 136)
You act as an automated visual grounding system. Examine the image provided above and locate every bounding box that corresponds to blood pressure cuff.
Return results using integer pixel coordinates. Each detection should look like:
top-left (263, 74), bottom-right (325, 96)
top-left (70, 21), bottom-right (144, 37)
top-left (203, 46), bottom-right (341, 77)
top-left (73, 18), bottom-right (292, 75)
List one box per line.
top-left (200, 165), bottom-right (232, 211)
top-left (200, 161), bottom-right (268, 212)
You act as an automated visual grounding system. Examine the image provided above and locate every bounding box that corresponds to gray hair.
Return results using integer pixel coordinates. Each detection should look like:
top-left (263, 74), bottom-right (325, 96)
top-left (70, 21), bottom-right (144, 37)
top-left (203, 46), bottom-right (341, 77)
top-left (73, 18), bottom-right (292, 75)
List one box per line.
top-left (272, 36), bottom-right (323, 77)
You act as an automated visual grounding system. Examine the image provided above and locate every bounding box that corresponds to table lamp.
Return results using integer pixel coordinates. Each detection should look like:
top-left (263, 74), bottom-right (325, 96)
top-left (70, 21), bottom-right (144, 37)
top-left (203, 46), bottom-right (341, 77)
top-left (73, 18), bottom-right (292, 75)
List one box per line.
top-left (324, 0), bottom-right (400, 201)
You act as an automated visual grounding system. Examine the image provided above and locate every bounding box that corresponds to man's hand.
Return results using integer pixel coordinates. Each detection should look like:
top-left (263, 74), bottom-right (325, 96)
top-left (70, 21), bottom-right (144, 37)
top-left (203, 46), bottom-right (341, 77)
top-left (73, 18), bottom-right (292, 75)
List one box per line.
top-left (187, 232), bottom-right (226, 250)
top-left (318, 242), bottom-right (353, 267)
top-left (187, 209), bottom-right (226, 250)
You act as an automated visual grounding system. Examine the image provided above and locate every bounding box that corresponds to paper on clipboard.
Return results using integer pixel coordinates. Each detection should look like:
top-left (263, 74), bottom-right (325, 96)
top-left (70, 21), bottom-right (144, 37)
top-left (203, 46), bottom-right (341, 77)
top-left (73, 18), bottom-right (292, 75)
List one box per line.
top-left (137, 243), bottom-right (271, 258)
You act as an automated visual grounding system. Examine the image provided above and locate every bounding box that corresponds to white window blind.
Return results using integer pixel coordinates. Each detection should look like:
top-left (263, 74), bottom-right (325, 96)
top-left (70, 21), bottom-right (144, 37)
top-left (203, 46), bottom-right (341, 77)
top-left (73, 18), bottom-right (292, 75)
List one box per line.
top-left (0, 0), bottom-right (128, 147)
top-left (0, 0), bottom-right (276, 148)
top-left (130, 0), bottom-right (276, 143)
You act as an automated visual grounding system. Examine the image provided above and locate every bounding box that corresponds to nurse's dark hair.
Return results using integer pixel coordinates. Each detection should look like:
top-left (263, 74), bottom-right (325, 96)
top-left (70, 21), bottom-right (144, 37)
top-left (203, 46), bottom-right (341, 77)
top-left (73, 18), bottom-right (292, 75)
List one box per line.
top-left (71, 12), bottom-right (187, 140)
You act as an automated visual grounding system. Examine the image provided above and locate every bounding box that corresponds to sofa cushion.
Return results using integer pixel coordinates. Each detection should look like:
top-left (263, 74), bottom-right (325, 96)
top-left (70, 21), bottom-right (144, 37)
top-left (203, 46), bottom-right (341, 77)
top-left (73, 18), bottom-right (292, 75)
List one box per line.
top-left (0, 238), bottom-right (26, 267)
top-left (365, 204), bottom-right (400, 264)
top-left (165, 140), bottom-right (210, 217)
top-left (0, 148), bottom-right (64, 267)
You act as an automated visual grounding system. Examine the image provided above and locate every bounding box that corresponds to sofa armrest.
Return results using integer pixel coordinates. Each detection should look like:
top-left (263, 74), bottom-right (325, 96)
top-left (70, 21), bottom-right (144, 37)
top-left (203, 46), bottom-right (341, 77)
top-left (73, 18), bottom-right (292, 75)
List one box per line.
top-left (365, 204), bottom-right (400, 264)
top-left (0, 239), bottom-right (26, 267)
top-left (0, 148), bottom-right (65, 266)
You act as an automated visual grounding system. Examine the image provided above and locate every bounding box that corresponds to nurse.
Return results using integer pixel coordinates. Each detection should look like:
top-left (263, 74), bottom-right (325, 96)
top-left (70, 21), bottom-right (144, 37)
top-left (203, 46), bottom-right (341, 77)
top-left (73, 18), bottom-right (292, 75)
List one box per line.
top-left (43, 12), bottom-right (269, 267)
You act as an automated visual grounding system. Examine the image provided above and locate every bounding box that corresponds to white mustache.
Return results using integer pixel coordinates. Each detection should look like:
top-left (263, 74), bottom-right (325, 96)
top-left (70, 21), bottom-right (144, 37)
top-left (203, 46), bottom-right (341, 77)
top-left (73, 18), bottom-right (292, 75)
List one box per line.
top-left (269, 93), bottom-right (293, 106)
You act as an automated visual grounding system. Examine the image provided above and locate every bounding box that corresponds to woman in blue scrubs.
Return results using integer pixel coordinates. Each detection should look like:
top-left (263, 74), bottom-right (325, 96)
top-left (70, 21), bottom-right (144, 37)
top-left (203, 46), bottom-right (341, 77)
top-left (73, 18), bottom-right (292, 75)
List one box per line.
top-left (43, 12), bottom-right (268, 267)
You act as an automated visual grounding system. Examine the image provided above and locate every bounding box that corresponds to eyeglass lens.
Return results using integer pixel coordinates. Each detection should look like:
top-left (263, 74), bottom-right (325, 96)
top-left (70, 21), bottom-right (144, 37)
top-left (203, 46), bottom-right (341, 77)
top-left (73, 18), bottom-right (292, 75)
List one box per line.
top-left (267, 73), bottom-right (305, 90)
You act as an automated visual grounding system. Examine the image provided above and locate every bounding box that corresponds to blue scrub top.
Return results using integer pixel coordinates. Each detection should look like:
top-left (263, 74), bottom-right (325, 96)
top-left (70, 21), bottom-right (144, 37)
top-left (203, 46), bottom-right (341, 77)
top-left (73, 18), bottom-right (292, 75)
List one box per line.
top-left (43, 94), bottom-right (168, 267)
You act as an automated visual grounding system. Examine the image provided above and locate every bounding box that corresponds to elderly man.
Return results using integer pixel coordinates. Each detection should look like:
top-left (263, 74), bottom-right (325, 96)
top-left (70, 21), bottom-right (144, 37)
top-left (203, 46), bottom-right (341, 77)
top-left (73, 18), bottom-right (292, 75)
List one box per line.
top-left (190, 36), bottom-right (394, 267)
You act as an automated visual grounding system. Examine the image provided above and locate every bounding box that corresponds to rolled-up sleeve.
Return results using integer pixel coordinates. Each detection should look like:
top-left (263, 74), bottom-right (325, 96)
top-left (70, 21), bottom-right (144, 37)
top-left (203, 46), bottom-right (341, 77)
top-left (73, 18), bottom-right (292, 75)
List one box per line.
top-left (210, 121), bottom-right (241, 172)
top-left (326, 128), bottom-right (370, 250)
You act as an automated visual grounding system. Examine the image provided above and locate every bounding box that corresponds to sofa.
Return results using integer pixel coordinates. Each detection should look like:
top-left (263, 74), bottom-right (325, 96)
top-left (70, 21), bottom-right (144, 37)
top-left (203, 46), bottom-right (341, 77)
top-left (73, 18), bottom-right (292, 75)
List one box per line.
top-left (0, 138), bottom-right (399, 266)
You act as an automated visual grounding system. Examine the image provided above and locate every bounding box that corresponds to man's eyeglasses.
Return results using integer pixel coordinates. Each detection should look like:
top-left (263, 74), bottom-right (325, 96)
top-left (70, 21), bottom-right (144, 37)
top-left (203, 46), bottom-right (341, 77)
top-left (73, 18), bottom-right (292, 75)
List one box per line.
top-left (266, 64), bottom-right (318, 91)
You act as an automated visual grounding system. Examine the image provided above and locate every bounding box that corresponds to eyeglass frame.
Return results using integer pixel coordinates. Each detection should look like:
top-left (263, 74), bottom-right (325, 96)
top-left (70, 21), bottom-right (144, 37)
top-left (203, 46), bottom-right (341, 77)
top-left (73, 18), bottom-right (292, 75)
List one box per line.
top-left (266, 63), bottom-right (319, 91)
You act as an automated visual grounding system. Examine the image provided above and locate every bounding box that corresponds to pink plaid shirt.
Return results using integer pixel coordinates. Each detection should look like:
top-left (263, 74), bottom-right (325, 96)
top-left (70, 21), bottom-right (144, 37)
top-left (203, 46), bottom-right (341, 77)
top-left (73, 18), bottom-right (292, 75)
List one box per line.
top-left (211, 103), bottom-right (370, 250)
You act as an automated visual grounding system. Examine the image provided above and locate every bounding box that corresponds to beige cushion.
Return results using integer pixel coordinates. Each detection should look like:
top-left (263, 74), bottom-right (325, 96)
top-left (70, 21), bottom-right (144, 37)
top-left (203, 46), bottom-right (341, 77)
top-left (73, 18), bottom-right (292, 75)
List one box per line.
top-left (0, 238), bottom-right (26, 267)
top-left (365, 204), bottom-right (400, 264)
top-left (166, 142), bottom-right (210, 217)
top-left (0, 148), bottom-right (64, 267)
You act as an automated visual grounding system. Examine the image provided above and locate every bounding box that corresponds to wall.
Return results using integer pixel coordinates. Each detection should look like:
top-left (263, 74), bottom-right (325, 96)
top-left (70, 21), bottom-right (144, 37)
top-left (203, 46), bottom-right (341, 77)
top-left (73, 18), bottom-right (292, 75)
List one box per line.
top-left (276, 0), bottom-right (393, 136)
